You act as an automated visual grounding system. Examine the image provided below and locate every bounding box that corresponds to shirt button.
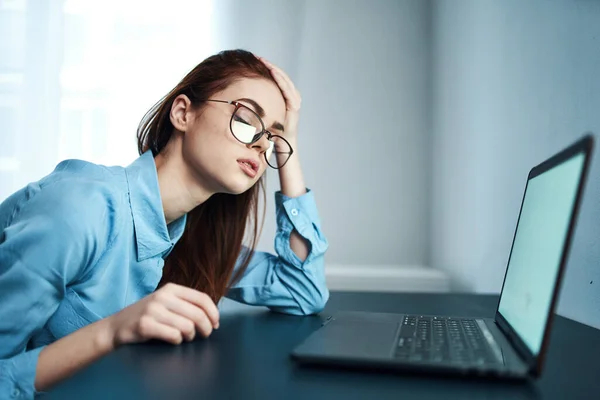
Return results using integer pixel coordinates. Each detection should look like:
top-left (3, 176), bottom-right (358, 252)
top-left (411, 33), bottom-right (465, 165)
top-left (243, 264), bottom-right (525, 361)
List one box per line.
top-left (11, 388), bottom-right (20, 398)
top-left (290, 208), bottom-right (299, 216)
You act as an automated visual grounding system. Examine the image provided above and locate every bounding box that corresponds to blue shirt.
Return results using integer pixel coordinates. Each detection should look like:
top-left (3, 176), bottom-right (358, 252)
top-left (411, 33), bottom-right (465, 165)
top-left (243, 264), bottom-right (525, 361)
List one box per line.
top-left (0, 151), bottom-right (329, 399)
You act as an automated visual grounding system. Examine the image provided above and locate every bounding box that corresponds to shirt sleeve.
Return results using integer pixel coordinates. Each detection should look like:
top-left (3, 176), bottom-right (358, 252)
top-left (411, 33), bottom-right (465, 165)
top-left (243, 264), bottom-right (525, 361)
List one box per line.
top-left (0, 181), bottom-right (113, 399)
top-left (225, 189), bottom-right (329, 315)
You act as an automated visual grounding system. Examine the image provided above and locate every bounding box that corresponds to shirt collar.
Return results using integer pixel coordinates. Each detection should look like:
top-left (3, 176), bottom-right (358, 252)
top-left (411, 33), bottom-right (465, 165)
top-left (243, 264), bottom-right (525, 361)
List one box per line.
top-left (124, 151), bottom-right (187, 262)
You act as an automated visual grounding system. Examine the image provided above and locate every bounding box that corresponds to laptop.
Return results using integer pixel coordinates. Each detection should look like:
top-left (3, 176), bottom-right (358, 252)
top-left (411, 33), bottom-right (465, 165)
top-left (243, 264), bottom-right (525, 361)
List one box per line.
top-left (291, 133), bottom-right (595, 380)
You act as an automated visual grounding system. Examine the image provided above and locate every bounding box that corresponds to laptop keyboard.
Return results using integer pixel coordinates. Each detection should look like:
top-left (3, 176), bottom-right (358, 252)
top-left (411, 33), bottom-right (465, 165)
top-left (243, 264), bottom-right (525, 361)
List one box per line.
top-left (394, 315), bottom-right (501, 365)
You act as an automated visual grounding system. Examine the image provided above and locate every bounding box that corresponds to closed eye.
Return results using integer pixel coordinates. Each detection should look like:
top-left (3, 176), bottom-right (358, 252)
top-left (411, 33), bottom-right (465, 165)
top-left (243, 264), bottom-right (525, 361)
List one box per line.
top-left (233, 115), bottom-right (251, 125)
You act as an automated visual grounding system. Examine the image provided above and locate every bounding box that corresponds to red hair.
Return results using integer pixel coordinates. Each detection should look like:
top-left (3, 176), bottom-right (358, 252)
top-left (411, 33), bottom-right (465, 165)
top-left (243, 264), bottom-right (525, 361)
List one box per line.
top-left (137, 49), bottom-right (275, 302)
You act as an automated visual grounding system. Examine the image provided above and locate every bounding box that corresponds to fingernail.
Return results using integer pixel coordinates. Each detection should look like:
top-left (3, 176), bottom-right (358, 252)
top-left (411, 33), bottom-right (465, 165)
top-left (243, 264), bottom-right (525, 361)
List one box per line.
top-left (215, 322), bottom-right (220, 330)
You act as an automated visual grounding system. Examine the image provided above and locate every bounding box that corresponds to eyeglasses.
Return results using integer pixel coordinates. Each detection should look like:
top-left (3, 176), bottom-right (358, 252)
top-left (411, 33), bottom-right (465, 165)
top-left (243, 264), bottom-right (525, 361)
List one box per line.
top-left (205, 99), bottom-right (294, 169)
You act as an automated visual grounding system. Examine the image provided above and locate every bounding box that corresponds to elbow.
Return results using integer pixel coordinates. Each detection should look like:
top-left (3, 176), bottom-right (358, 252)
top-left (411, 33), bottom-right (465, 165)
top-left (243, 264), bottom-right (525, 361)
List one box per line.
top-left (269, 287), bottom-right (329, 316)
top-left (299, 254), bottom-right (330, 316)
top-left (301, 285), bottom-right (330, 315)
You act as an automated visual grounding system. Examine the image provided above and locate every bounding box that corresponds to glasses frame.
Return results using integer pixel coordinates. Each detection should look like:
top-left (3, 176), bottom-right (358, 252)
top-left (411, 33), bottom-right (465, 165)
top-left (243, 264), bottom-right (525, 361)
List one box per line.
top-left (205, 99), bottom-right (294, 169)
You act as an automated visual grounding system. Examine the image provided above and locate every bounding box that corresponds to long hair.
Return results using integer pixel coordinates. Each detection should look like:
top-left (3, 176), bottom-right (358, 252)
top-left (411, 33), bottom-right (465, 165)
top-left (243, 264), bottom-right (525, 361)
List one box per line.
top-left (137, 49), bottom-right (273, 302)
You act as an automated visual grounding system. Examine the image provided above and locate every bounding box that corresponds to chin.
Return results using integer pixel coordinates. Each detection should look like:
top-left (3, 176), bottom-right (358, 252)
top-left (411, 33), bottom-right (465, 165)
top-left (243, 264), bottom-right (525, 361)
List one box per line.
top-left (222, 179), bottom-right (254, 195)
top-left (209, 165), bottom-right (253, 195)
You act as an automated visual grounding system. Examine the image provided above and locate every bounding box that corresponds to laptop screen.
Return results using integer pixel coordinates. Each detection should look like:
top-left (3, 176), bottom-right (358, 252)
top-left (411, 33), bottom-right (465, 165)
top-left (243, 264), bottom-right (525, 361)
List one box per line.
top-left (497, 152), bottom-right (586, 356)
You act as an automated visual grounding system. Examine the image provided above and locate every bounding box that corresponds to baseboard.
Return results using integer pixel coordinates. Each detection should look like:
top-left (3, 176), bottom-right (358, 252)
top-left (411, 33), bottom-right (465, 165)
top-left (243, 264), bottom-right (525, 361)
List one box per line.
top-left (325, 264), bottom-right (451, 293)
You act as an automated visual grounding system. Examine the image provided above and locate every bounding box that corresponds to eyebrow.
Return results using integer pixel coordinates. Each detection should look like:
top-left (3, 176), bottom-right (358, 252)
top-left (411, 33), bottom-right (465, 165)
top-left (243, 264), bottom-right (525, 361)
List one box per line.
top-left (236, 97), bottom-right (285, 132)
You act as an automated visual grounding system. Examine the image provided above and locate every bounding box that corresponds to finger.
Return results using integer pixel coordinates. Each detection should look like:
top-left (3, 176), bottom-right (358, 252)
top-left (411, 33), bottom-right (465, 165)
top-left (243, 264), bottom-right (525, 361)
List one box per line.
top-left (269, 70), bottom-right (301, 109)
top-left (275, 71), bottom-right (301, 107)
top-left (154, 306), bottom-right (198, 341)
top-left (260, 57), bottom-right (285, 79)
top-left (274, 67), bottom-right (298, 96)
top-left (165, 295), bottom-right (215, 338)
top-left (138, 316), bottom-right (183, 345)
top-left (268, 65), bottom-right (295, 93)
top-left (259, 58), bottom-right (296, 92)
top-left (257, 56), bottom-right (274, 68)
top-left (271, 69), bottom-right (292, 94)
top-left (169, 284), bottom-right (220, 328)
top-left (258, 58), bottom-right (301, 108)
top-left (276, 69), bottom-right (297, 93)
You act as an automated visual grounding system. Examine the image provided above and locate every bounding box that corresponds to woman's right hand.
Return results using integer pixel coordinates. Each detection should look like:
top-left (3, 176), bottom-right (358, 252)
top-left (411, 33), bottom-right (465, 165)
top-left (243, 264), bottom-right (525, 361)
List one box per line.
top-left (107, 283), bottom-right (220, 347)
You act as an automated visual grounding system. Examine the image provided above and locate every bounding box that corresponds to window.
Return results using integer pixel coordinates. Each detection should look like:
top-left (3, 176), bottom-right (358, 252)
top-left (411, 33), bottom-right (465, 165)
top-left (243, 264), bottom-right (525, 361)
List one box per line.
top-left (0, 0), bottom-right (214, 200)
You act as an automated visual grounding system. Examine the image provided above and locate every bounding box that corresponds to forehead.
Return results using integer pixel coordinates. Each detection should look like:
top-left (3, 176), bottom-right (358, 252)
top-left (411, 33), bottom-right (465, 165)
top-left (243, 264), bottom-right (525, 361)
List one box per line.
top-left (218, 78), bottom-right (286, 125)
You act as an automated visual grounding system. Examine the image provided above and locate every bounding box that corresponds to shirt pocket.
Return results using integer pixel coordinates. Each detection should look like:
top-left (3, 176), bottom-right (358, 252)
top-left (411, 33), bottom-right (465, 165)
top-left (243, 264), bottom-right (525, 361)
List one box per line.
top-left (46, 288), bottom-right (103, 340)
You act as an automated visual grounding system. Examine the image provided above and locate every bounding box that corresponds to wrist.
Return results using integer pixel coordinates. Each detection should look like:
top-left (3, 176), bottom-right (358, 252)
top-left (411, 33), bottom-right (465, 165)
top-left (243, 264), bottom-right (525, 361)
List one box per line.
top-left (94, 316), bottom-right (118, 354)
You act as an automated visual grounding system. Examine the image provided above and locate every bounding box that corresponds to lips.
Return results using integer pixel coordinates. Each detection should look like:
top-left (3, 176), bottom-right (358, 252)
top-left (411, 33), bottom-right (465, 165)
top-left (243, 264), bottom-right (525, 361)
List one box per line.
top-left (237, 158), bottom-right (259, 178)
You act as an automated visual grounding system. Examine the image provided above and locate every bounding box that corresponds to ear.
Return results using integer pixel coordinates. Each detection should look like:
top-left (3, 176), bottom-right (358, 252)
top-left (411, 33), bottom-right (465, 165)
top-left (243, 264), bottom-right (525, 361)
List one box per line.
top-left (170, 94), bottom-right (193, 132)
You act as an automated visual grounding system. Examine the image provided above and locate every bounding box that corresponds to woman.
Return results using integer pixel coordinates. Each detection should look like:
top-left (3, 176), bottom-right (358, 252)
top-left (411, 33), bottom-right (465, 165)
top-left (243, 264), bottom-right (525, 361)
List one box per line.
top-left (0, 49), bottom-right (329, 398)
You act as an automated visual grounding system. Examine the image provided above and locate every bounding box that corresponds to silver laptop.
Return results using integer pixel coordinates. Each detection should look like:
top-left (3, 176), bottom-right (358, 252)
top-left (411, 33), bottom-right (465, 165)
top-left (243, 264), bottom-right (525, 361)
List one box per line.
top-left (291, 134), bottom-right (595, 380)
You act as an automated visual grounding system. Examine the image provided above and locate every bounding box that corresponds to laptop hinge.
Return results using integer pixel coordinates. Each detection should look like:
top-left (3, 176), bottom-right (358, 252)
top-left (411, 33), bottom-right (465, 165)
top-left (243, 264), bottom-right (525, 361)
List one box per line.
top-left (493, 319), bottom-right (532, 367)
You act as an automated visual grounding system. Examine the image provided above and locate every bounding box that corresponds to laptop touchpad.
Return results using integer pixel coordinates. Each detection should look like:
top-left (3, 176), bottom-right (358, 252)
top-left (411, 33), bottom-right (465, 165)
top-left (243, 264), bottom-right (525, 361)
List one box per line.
top-left (299, 318), bottom-right (399, 359)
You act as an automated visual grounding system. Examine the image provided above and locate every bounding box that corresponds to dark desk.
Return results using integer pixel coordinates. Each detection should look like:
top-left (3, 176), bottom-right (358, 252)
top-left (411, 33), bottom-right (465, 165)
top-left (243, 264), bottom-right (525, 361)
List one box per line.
top-left (46, 292), bottom-right (600, 400)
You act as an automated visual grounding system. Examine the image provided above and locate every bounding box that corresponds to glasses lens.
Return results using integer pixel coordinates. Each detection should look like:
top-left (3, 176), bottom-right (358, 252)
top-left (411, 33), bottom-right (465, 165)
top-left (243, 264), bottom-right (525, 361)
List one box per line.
top-left (266, 135), bottom-right (292, 169)
top-left (231, 106), bottom-right (263, 144)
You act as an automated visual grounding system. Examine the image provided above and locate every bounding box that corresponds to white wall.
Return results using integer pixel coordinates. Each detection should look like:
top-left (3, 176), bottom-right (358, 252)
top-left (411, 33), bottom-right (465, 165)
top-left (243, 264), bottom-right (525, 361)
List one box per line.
top-left (431, 0), bottom-right (600, 328)
top-left (215, 0), bottom-right (433, 268)
top-left (295, 0), bottom-right (432, 267)
top-left (0, 0), bottom-right (216, 198)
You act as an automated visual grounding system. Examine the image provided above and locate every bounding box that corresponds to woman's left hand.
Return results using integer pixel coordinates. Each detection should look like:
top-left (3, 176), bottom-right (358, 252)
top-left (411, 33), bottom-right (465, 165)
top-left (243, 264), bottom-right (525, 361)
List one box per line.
top-left (258, 57), bottom-right (301, 142)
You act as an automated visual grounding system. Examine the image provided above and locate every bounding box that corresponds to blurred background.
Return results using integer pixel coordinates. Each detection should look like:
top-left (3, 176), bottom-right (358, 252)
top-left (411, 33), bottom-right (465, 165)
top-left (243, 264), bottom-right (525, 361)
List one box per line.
top-left (0, 0), bottom-right (598, 328)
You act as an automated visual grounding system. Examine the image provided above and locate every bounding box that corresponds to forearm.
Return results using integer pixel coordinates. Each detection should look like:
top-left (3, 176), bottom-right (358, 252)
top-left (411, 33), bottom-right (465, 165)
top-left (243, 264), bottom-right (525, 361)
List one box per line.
top-left (277, 140), bottom-right (305, 198)
top-left (277, 142), bottom-right (310, 261)
top-left (35, 317), bottom-right (115, 392)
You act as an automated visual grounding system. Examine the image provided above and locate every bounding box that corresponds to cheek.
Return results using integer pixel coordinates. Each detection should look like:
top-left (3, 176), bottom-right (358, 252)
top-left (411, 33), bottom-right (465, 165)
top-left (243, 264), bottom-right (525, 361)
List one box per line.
top-left (190, 121), bottom-right (235, 151)
top-left (208, 117), bottom-right (239, 145)
top-left (204, 129), bottom-right (248, 173)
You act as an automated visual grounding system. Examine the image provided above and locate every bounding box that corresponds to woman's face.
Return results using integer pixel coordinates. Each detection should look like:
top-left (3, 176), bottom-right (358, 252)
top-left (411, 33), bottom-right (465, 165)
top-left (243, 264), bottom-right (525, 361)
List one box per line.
top-left (180, 78), bottom-right (286, 195)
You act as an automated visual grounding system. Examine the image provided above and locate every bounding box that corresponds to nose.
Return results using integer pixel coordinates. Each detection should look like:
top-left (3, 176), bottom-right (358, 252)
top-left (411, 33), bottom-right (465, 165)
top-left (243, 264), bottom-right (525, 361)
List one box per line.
top-left (248, 133), bottom-right (271, 155)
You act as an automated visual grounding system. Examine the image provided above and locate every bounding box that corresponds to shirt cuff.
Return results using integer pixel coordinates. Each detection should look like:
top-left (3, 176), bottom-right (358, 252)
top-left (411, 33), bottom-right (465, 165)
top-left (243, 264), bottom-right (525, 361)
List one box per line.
top-left (274, 189), bottom-right (329, 267)
top-left (1, 346), bottom-right (45, 399)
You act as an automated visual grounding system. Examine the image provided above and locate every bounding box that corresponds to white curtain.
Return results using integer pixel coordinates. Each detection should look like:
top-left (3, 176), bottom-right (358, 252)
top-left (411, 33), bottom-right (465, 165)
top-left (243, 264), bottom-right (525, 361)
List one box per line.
top-left (0, 0), bottom-right (215, 201)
